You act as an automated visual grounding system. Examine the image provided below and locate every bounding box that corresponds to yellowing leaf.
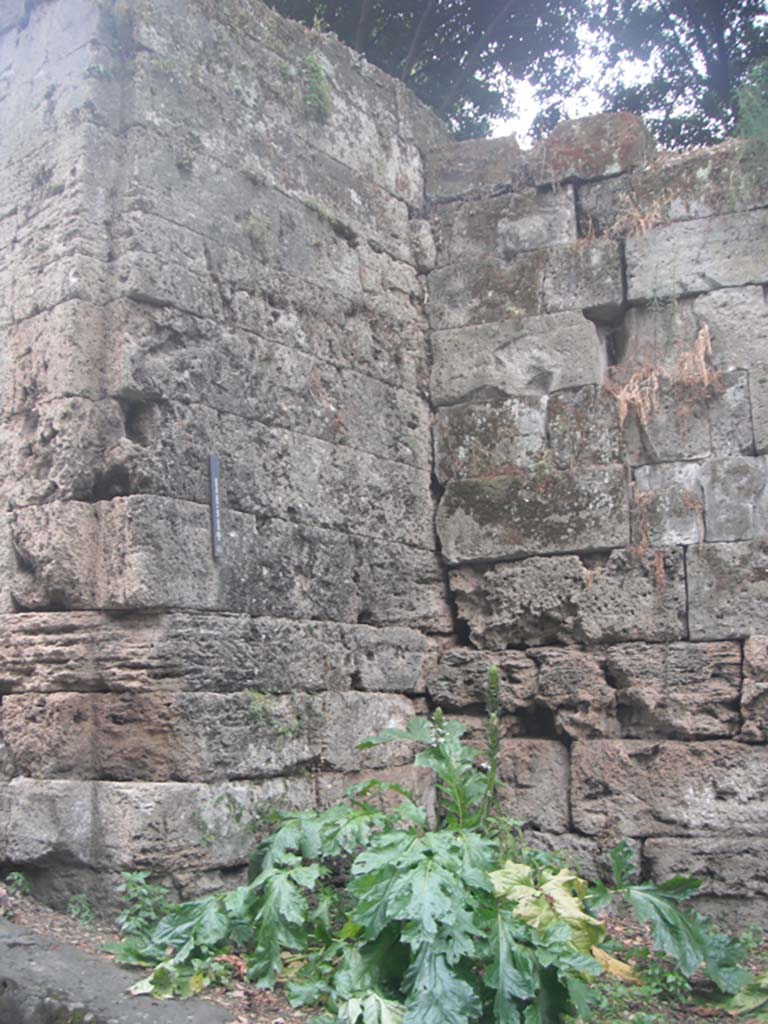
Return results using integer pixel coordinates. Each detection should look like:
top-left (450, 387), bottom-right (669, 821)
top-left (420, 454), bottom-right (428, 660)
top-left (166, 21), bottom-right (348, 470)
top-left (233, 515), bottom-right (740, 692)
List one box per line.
top-left (591, 946), bottom-right (640, 983)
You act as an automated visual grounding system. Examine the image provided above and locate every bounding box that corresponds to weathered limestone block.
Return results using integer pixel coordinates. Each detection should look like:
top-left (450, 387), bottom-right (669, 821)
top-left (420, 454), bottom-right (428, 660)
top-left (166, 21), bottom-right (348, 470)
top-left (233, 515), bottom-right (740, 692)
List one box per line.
top-left (0, 302), bottom-right (111, 417)
top-left (535, 648), bottom-right (618, 739)
top-left (632, 462), bottom-right (704, 547)
top-left (433, 187), bottom-right (576, 267)
top-left (497, 740), bottom-right (570, 833)
top-left (644, 837), bottom-right (768, 927)
top-left (451, 549), bottom-right (687, 648)
top-left (10, 497), bottom-right (450, 630)
top-left (430, 312), bottom-right (604, 405)
top-left (3, 691), bottom-right (320, 782)
top-left (620, 371), bottom-right (753, 466)
top-left (425, 136), bottom-right (531, 203)
top-left (603, 642), bottom-right (742, 739)
top-left (0, 513), bottom-right (15, 613)
top-left (347, 625), bottom-right (437, 694)
top-left (531, 113), bottom-right (655, 186)
top-left (2, 776), bottom-right (315, 872)
top-left (626, 207), bottom-right (768, 302)
top-left (352, 538), bottom-right (453, 633)
top-left (577, 138), bottom-right (768, 236)
top-left (687, 541), bottom-right (768, 640)
top-left (428, 648), bottom-right (537, 712)
top-left (695, 286), bottom-right (768, 371)
top-left (437, 464), bottom-right (629, 563)
top-left (315, 692), bottom-right (418, 772)
top-left (572, 740), bottom-right (768, 837)
top-left (542, 239), bottom-right (624, 315)
top-left (547, 386), bottom-right (625, 468)
top-left (0, 612), bottom-right (355, 695)
top-left (1, 397), bottom-right (434, 545)
top-left (433, 396), bottom-right (547, 483)
top-left (427, 255), bottom-right (546, 330)
top-left (700, 456), bottom-right (768, 542)
top-left (742, 636), bottom-right (768, 742)
top-left (0, 612), bottom-right (436, 698)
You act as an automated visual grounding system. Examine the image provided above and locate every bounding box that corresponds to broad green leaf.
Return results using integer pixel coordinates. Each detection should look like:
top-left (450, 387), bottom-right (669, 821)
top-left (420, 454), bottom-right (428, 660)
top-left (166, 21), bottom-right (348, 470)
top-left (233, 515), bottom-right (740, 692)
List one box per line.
top-left (402, 947), bottom-right (481, 1024)
top-left (609, 840), bottom-right (638, 888)
top-left (623, 884), bottom-right (711, 977)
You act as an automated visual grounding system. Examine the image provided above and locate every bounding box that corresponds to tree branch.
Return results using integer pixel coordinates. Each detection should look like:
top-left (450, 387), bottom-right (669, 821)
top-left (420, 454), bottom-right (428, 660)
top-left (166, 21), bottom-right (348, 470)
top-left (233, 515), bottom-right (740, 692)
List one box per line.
top-left (400, 0), bottom-right (438, 82)
top-left (437, 0), bottom-right (518, 116)
top-left (354, 0), bottom-right (372, 53)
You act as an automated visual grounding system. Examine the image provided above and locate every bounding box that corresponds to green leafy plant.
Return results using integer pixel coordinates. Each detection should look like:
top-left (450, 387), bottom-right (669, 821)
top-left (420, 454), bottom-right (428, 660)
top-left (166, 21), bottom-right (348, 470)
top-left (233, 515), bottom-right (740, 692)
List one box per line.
top-left (111, 701), bottom-right (756, 1021)
top-left (301, 53), bottom-right (332, 123)
top-left (4, 871), bottom-right (31, 897)
top-left (115, 871), bottom-right (173, 939)
top-left (67, 893), bottom-right (96, 927)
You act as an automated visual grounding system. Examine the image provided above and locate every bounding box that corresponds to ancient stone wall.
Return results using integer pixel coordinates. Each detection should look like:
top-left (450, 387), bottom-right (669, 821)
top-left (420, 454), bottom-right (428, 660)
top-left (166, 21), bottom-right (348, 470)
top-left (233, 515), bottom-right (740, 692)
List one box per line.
top-left (0, 0), bottom-right (766, 926)
top-left (426, 119), bottom-right (768, 926)
top-left (0, 0), bottom-right (447, 907)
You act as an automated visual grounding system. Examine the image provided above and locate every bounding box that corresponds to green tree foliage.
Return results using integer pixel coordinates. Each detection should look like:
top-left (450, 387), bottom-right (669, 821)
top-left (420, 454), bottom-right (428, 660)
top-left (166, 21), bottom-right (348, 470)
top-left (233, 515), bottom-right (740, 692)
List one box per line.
top-left (586, 0), bottom-right (768, 148)
top-left (264, 0), bottom-right (581, 138)
top-left (266, 0), bottom-right (767, 147)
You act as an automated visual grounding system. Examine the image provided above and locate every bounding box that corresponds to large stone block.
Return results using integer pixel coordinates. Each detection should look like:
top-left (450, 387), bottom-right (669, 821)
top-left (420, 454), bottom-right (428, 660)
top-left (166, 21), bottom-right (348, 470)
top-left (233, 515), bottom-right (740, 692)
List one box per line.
top-left (427, 255), bottom-right (546, 331)
top-left (2, 691), bottom-right (319, 782)
top-left (547, 385), bottom-right (625, 468)
top-left (1, 396), bottom-right (434, 545)
top-left (577, 138), bottom-right (768, 236)
top-left (632, 462), bottom-right (704, 547)
top-left (428, 648), bottom-right (537, 713)
top-left (531, 113), bottom-right (655, 186)
top-left (572, 740), bottom-right (768, 837)
top-left (626, 208), bottom-right (768, 302)
top-left (700, 456), bottom-right (768, 542)
top-left (619, 370), bottom-right (753, 466)
top-left (425, 136), bottom-right (531, 202)
top-left (451, 548), bottom-right (687, 648)
top-left (695, 286), bottom-right (768, 371)
top-left (430, 312), bottom-right (604, 406)
top-left (10, 497), bottom-right (450, 630)
top-left (437, 464), bottom-right (629, 564)
top-left (497, 739), bottom-right (570, 833)
top-left (603, 641), bottom-right (742, 739)
top-left (535, 648), bottom-right (618, 739)
top-left (433, 187), bottom-right (576, 267)
top-left (0, 611), bottom-right (362, 695)
top-left (742, 636), bottom-right (768, 742)
top-left (687, 541), bottom-right (768, 640)
top-left (2, 776), bottom-right (315, 872)
top-left (433, 396), bottom-right (547, 483)
top-left (542, 239), bottom-right (624, 315)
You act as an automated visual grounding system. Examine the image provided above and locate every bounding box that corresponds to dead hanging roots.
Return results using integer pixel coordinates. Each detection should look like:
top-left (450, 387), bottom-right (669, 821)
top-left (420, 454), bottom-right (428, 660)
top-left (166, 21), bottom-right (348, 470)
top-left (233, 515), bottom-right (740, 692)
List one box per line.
top-left (604, 323), bottom-right (722, 428)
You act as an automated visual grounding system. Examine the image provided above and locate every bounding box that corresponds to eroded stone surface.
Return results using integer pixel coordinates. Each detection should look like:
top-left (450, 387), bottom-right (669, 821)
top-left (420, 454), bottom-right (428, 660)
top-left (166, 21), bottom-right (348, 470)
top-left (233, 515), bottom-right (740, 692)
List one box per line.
top-left (742, 636), bottom-right (768, 742)
top-left (451, 549), bottom-right (686, 648)
top-left (430, 312), bottom-right (604, 406)
top-left (687, 541), bottom-right (768, 639)
top-left (437, 464), bottom-right (629, 563)
top-left (604, 642), bottom-right (742, 739)
top-left (497, 740), bottom-right (570, 833)
top-left (433, 396), bottom-right (547, 482)
top-left (425, 135), bottom-right (530, 202)
top-left (531, 113), bottom-right (655, 186)
top-left (572, 740), bottom-right (768, 837)
top-left (428, 648), bottom-right (537, 713)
